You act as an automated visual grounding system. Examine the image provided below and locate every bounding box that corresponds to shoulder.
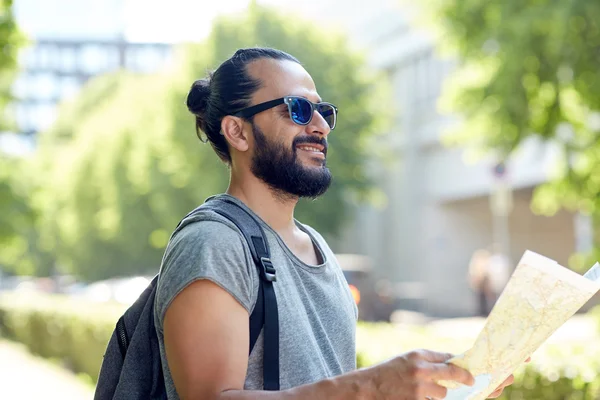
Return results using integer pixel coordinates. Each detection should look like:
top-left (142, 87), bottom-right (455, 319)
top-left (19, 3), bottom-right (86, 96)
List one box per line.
top-left (169, 209), bottom-right (247, 248)
top-left (155, 209), bottom-right (259, 329)
top-left (160, 208), bottom-right (255, 277)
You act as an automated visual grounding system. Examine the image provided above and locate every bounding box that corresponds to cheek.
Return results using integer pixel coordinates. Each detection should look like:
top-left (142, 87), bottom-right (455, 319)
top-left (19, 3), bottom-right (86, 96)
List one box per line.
top-left (260, 114), bottom-right (305, 150)
top-left (276, 130), bottom-right (302, 150)
top-left (271, 112), bottom-right (306, 138)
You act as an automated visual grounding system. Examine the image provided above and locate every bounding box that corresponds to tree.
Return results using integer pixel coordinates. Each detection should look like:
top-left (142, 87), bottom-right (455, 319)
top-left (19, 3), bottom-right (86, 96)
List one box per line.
top-left (422, 0), bottom-right (600, 268)
top-left (32, 4), bottom-right (388, 281)
top-left (0, 0), bottom-right (24, 128)
top-left (0, 0), bottom-right (35, 275)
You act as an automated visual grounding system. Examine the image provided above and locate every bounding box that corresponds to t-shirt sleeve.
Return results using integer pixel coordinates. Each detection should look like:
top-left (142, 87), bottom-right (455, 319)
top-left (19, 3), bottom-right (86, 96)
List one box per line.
top-left (154, 214), bottom-right (258, 332)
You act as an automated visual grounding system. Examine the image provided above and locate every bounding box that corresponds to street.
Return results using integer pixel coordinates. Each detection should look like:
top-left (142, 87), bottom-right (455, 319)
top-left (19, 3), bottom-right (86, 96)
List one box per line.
top-left (0, 339), bottom-right (94, 400)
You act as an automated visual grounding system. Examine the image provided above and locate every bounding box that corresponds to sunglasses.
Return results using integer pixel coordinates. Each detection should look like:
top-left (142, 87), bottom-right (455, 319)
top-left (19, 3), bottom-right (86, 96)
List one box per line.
top-left (233, 96), bottom-right (338, 130)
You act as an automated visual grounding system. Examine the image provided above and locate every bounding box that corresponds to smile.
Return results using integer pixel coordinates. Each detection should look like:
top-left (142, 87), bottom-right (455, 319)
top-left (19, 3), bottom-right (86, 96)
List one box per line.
top-left (296, 144), bottom-right (326, 157)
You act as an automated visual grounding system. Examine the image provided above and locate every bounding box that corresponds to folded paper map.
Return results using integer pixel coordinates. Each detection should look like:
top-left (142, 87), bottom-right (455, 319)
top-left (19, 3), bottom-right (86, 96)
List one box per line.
top-left (439, 250), bottom-right (600, 400)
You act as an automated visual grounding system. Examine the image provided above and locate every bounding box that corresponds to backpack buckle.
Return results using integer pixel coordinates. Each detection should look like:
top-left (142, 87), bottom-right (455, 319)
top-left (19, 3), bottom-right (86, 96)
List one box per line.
top-left (260, 257), bottom-right (277, 282)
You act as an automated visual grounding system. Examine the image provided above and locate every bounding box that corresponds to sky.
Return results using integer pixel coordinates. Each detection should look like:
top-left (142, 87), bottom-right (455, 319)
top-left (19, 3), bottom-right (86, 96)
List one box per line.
top-left (122, 0), bottom-right (273, 42)
top-left (12, 0), bottom-right (350, 43)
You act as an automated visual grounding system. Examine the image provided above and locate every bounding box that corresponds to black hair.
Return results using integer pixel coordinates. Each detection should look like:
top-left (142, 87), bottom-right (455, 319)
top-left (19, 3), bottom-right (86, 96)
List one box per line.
top-left (186, 47), bottom-right (300, 163)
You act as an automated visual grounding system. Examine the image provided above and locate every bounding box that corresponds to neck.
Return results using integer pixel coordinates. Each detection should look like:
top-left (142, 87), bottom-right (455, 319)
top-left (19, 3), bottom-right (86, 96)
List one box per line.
top-left (226, 170), bottom-right (298, 232)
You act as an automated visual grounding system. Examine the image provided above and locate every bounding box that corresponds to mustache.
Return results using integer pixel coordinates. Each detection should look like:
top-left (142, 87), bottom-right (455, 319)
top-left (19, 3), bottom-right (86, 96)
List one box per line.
top-left (293, 136), bottom-right (328, 155)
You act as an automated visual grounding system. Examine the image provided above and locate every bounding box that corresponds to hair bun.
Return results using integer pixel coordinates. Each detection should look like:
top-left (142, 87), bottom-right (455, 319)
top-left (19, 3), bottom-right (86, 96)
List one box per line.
top-left (186, 79), bottom-right (211, 116)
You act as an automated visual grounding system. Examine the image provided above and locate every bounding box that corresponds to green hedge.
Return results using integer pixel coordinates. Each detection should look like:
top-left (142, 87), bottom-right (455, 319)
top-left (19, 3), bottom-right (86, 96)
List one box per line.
top-left (501, 343), bottom-right (600, 399)
top-left (0, 292), bottom-right (125, 383)
top-left (355, 322), bottom-right (600, 400)
top-left (1, 292), bottom-right (600, 399)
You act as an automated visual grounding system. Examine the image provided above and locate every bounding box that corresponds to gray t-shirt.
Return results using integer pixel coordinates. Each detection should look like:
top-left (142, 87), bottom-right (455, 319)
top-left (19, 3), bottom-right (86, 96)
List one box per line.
top-left (154, 194), bottom-right (358, 399)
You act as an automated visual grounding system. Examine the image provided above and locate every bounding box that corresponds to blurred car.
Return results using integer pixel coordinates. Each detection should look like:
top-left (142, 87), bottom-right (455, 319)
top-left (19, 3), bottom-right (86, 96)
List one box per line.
top-left (336, 254), bottom-right (396, 322)
top-left (77, 276), bottom-right (153, 305)
top-left (0, 274), bottom-right (60, 293)
top-left (0, 274), bottom-right (36, 292)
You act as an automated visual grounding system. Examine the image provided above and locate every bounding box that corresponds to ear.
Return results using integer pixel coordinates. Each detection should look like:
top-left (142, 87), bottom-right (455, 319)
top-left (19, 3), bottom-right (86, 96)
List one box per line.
top-left (221, 116), bottom-right (249, 152)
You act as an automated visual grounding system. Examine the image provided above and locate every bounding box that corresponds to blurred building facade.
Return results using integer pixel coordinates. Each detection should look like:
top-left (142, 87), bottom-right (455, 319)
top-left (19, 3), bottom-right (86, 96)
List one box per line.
top-left (321, 1), bottom-right (594, 317)
top-left (9, 0), bottom-right (173, 137)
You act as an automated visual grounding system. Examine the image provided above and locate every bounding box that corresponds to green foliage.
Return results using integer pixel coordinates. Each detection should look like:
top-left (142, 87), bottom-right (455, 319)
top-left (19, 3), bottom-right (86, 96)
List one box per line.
top-left (0, 0), bottom-right (35, 275)
top-left (0, 0), bottom-right (26, 127)
top-left (419, 0), bottom-right (600, 262)
top-left (355, 321), bottom-right (600, 400)
top-left (499, 342), bottom-right (600, 399)
top-left (500, 364), bottom-right (600, 400)
top-left (0, 156), bottom-right (51, 276)
top-left (0, 292), bottom-right (126, 383)
top-left (0, 157), bottom-right (32, 242)
top-left (425, 0), bottom-right (600, 155)
top-left (2, 293), bottom-right (598, 400)
top-left (28, 4), bottom-right (387, 280)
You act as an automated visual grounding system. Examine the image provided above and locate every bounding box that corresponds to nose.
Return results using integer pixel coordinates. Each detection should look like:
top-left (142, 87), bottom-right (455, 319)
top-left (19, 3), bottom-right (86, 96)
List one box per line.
top-left (307, 109), bottom-right (331, 138)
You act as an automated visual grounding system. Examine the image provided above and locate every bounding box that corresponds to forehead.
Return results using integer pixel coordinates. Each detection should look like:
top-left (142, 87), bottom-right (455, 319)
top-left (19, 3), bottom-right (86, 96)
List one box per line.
top-left (246, 58), bottom-right (321, 104)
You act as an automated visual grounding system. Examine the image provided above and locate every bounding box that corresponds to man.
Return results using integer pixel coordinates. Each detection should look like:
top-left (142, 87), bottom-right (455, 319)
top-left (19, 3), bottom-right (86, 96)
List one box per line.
top-left (468, 248), bottom-right (493, 316)
top-left (154, 47), bottom-right (516, 399)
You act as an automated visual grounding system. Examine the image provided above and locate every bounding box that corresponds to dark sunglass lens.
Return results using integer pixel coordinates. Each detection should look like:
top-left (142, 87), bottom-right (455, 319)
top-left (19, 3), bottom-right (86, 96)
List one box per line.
top-left (317, 104), bottom-right (336, 129)
top-left (290, 98), bottom-right (313, 125)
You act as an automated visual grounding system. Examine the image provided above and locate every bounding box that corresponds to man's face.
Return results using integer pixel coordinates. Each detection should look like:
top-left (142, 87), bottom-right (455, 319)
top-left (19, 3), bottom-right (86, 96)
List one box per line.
top-left (250, 121), bottom-right (331, 199)
top-left (245, 59), bottom-right (333, 199)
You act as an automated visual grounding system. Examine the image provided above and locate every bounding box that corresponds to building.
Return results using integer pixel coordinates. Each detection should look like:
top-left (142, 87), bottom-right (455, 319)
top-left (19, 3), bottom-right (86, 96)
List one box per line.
top-left (8, 0), bottom-right (173, 138)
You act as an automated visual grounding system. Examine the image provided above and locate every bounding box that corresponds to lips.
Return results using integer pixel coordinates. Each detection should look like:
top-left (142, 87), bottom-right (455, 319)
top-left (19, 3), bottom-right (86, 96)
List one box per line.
top-left (296, 144), bottom-right (325, 153)
top-left (294, 139), bottom-right (327, 156)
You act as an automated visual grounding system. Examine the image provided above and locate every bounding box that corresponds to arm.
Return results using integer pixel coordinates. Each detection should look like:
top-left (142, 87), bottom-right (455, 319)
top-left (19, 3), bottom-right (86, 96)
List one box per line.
top-left (164, 280), bottom-right (476, 400)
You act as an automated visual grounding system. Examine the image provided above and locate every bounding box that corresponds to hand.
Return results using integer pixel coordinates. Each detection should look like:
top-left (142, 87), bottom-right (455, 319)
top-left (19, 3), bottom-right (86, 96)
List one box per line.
top-left (487, 357), bottom-right (531, 398)
top-left (487, 374), bottom-right (514, 398)
top-left (365, 349), bottom-right (474, 400)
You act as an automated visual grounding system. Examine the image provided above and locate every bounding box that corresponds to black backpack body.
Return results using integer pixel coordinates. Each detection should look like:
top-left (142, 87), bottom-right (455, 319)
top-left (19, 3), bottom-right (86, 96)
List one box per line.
top-left (94, 197), bottom-right (280, 399)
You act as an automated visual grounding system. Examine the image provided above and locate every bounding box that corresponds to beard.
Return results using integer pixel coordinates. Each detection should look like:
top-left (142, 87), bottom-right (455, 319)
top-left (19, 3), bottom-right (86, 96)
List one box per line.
top-left (250, 122), bottom-right (332, 201)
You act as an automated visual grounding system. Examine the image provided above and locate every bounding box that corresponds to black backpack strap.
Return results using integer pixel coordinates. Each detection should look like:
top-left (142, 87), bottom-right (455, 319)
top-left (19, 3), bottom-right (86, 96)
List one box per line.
top-left (203, 197), bottom-right (280, 391)
top-left (249, 281), bottom-right (264, 354)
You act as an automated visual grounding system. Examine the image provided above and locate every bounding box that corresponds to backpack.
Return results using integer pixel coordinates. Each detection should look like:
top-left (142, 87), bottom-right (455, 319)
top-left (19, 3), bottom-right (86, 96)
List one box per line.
top-left (94, 197), bottom-right (280, 399)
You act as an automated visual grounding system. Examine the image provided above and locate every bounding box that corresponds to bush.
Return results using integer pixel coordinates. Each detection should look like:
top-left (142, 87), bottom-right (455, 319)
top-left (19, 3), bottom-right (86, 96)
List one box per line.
top-left (0, 292), bottom-right (125, 383)
top-left (2, 292), bottom-right (600, 399)
top-left (356, 322), bottom-right (600, 400)
top-left (500, 342), bottom-right (600, 399)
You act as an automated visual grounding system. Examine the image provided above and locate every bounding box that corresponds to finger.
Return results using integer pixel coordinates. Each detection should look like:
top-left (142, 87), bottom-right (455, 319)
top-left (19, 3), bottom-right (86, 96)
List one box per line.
top-left (493, 374), bottom-right (514, 389)
top-left (488, 374), bottom-right (515, 398)
top-left (525, 357), bottom-right (531, 363)
top-left (413, 349), bottom-right (455, 363)
top-left (487, 387), bottom-right (503, 398)
top-left (499, 374), bottom-right (515, 387)
top-left (490, 375), bottom-right (514, 393)
top-left (417, 382), bottom-right (449, 400)
top-left (429, 362), bottom-right (475, 386)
